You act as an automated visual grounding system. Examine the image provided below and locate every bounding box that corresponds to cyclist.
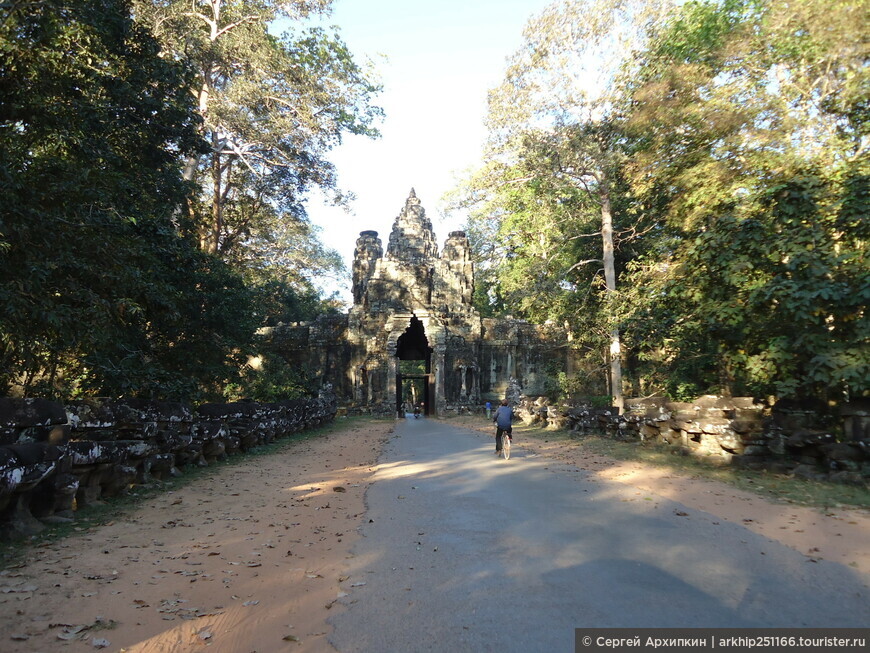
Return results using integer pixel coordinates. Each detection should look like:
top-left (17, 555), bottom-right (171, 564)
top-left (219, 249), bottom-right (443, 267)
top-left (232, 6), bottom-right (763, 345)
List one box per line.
top-left (493, 399), bottom-right (513, 455)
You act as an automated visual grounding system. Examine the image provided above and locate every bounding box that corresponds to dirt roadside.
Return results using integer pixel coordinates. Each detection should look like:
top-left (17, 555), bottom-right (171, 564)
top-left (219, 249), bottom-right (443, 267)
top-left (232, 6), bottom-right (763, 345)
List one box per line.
top-left (1, 416), bottom-right (867, 653)
top-left (0, 420), bottom-right (394, 653)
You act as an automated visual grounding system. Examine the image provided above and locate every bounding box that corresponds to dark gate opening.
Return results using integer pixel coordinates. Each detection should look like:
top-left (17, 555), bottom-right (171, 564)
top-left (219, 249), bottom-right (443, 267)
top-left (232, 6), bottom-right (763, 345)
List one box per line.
top-left (396, 316), bottom-right (433, 416)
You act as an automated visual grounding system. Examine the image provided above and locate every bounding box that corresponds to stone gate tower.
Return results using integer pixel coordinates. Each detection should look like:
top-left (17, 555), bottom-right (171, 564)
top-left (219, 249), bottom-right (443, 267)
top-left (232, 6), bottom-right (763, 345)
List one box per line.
top-left (260, 190), bottom-right (573, 416)
top-left (348, 189), bottom-right (479, 415)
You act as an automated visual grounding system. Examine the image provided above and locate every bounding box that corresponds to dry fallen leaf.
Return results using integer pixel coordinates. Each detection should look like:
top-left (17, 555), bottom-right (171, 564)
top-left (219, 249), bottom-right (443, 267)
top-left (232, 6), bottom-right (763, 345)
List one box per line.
top-left (1, 584), bottom-right (38, 593)
top-left (57, 625), bottom-right (88, 641)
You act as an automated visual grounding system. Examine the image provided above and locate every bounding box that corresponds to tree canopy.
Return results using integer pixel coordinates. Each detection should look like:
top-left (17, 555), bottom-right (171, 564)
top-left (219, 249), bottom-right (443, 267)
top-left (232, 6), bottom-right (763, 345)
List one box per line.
top-left (134, 0), bottom-right (383, 301)
top-left (0, 0), bottom-right (255, 399)
top-left (454, 0), bottom-right (868, 404)
top-left (0, 0), bottom-right (381, 401)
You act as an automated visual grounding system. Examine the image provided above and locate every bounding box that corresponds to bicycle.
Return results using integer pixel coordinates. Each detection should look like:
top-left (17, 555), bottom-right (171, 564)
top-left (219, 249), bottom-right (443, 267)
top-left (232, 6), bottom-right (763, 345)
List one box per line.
top-left (500, 431), bottom-right (511, 460)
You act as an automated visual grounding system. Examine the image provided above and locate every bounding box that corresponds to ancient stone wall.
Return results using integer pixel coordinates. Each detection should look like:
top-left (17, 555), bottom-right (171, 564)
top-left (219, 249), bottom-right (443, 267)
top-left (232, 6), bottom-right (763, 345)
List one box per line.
top-left (477, 319), bottom-right (575, 401)
top-left (511, 395), bottom-right (870, 485)
top-left (0, 390), bottom-right (337, 539)
top-left (257, 315), bottom-right (355, 401)
top-left (262, 190), bottom-right (581, 417)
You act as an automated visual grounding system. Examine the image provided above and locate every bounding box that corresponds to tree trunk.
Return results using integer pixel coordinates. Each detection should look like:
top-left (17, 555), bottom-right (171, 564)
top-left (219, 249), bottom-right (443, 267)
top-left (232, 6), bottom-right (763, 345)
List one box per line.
top-left (208, 131), bottom-right (222, 255)
top-left (599, 174), bottom-right (624, 414)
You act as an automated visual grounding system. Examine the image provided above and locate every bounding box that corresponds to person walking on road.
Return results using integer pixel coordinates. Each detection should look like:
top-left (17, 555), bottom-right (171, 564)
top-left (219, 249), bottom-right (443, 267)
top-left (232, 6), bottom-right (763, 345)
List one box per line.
top-left (493, 399), bottom-right (513, 454)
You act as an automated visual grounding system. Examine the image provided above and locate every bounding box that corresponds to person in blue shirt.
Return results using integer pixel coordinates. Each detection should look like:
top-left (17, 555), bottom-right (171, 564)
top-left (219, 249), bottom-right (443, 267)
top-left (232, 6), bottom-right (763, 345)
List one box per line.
top-left (492, 399), bottom-right (513, 454)
top-left (485, 400), bottom-right (492, 419)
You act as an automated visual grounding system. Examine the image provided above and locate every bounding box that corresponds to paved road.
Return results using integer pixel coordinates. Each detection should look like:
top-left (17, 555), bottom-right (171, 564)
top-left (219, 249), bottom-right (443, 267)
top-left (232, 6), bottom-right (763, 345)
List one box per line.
top-left (329, 418), bottom-right (870, 652)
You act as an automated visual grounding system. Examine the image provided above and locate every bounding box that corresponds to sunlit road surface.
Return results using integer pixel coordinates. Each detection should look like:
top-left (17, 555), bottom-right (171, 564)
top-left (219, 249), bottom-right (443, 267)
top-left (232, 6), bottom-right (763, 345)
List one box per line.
top-left (329, 418), bottom-right (869, 652)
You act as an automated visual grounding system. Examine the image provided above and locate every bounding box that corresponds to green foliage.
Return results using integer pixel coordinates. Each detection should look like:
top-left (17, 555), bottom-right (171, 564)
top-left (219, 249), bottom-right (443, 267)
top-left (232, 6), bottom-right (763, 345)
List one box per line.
top-left (0, 0), bottom-right (383, 402)
top-left (460, 161), bottom-right (599, 324)
top-left (227, 353), bottom-right (320, 401)
top-left (620, 0), bottom-right (869, 400)
top-left (451, 0), bottom-right (679, 410)
top-left (460, 0), bottom-right (867, 405)
top-left (251, 278), bottom-right (342, 327)
top-left (136, 0), bottom-right (381, 300)
top-left (0, 0), bottom-right (256, 400)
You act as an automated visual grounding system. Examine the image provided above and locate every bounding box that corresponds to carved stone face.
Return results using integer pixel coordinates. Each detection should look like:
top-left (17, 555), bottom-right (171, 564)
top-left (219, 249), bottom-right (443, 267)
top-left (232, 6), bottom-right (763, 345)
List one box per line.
top-left (351, 189), bottom-right (474, 312)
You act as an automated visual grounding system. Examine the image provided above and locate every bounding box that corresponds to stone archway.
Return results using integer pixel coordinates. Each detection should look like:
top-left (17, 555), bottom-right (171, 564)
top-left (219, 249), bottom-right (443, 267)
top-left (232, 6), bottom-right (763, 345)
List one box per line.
top-left (396, 316), bottom-right (431, 370)
top-left (267, 190), bottom-right (576, 417)
top-left (395, 316), bottom-right (433, 415)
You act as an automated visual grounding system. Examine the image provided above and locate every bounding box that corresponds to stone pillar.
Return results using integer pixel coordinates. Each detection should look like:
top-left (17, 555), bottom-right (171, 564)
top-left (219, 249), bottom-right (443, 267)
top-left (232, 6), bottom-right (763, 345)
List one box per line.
top-left (354, 367), bottom-right (362, 405)
top-left (433, 345), bottom-right (446, 417)
top-left (459, 364), bottom-right (468, 398)
top-left (386, 353), bottom-right (397, 416)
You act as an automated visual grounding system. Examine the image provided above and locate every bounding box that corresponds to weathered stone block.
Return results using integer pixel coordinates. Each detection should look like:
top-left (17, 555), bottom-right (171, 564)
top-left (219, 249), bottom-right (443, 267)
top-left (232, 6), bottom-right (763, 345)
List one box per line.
top-left (729, 419), bottom-right (762, 434)
top-left (700, 417), bottom-right (731, 434)
top-left (674, 420), bottom-right (702, 434)
top-left (0, 443), bottom-right (64, 495)
top-left (0, 398), bottom-right (67, 429)
top-left (639, 423), bottom-right (662, 440)
top-left (665, 402), bottom-right (696, 414)
top-left (0, 398), bottom-right (69, 446)
top-left (785, 430), bottom-right (835, 449)
top-left (625, 397), bottom-right (668, 416)
top-left (819, 442), bottom-right (864, 463)
top-left (140, 453), bottom-right (176, 483)
top-left (715, 432), bottom-right (743, 453)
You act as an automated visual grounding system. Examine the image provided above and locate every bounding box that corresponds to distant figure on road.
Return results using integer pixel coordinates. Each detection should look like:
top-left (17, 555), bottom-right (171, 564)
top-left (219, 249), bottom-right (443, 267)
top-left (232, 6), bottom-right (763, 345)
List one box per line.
top-left (493, 399), bottom-right (512, 454)
top-left (485, 401), bottom-right (492, 419)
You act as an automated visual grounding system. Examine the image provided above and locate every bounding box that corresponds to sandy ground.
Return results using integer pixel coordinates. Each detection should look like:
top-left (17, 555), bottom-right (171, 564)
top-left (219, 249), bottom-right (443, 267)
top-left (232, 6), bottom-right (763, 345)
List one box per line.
top-left (453, 415), bottom-right (870, 575)
top-left (2, 416), bottom-right (868, 652)
top-left (0, 421), bottom-right (393, 653)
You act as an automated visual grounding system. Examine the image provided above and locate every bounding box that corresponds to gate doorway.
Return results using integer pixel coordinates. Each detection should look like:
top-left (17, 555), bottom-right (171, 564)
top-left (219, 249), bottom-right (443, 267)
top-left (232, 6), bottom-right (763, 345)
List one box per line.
top-left (395, 316), bottom-right (433, 416)
top-left (397, 371), bottom-right (431, 416)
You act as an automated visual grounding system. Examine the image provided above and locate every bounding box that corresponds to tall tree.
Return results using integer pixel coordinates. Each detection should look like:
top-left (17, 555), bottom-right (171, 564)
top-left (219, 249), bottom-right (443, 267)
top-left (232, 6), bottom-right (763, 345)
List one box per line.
top-left (620, 0), bottom-right (869, 400)
top-left (458, 0), bottom-right (675, 410)
top-left (134, 0), bottom-right (382, 292)
top-left (0, 0), bottom-right (255, 399)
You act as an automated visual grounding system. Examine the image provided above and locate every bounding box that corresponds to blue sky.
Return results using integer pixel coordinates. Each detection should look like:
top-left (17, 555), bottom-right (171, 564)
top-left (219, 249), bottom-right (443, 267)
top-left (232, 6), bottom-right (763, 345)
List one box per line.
top-left (292, 0), bottom-right (554, 301)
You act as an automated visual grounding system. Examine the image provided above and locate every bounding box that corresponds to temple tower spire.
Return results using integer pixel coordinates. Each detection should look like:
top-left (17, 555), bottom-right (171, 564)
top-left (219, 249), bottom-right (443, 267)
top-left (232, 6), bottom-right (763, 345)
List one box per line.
top-left (386, 189), bottom-right (438, 261)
